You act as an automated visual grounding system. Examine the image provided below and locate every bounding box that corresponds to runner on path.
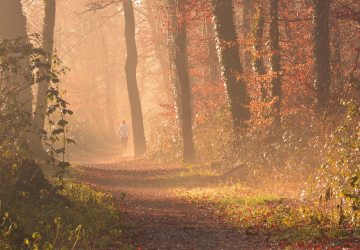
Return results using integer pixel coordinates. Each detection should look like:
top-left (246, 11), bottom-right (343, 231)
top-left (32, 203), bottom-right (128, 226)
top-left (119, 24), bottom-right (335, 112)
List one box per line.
top-left (118, 120), bottom-right (130, 154)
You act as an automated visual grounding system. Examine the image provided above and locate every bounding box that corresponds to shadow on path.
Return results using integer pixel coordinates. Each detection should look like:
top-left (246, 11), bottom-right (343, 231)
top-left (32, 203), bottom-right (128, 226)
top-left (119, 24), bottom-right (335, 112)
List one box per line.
top-left (74, 156), bottom-right (267, 250)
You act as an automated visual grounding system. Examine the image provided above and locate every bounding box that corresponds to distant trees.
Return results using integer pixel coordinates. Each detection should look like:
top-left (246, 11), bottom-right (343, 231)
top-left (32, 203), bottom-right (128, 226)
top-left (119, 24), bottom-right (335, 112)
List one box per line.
top-left (123, 0), bottom-right (147, 157)
top-left (99, 27), bottom-right (117, 139)
top-left (6, 0), bottom-right (359, 163)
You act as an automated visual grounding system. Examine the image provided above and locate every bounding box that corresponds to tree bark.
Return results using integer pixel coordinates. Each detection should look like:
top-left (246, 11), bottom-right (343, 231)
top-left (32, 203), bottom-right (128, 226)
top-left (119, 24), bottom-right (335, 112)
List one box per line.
top-left (0, 0), bottom-right (32, 113)
top-left (313, 0), bottom-right (331, 109)
top-left (253, 7), bottom-right (267, 100)
top-left (204, 21), bottom-right (218, 86)
top-left (243, 0), bottom-right (252, 75)
top-left (0, 0), bottom-right (46, 157)
top-left (270, 0), bottom-right (281, 127)
top-left (32, 0), bottom-right (56, 156)
top-left (211, 0), bottom-right (250, 135)
top-left (174, 0), bottom-right (196, 163)
top-left (0, 0), bottom-right (27, 40)
top-left (123, 0), bottom-right (147, 157)
top-left (168, 0), bottom-right (182, 127)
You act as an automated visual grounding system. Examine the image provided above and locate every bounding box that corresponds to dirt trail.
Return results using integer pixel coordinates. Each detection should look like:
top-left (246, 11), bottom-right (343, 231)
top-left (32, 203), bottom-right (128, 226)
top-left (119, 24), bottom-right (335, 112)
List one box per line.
top-left (73, 151), bottom-right (267, 250)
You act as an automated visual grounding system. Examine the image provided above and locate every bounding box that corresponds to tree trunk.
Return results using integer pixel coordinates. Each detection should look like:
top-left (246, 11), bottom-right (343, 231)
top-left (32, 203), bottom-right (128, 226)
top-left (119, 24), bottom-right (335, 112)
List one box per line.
top-left (332, 19), bottom-right (344, 107)
top-left (32, 0), bottom-right (56, 156)
top-left (174, 0), bottom-right (196, 163)
top-left (0, 0), bottom-right (27, 40)
top-left (253, 7), bottom-right (267, 100)
top-left (313, 0), bottom-right (331, 109)
top-left (0, 0), bottom-right (46, 156)
top-left (270, 0), bottom-right (281, 127)
top-left (243, 0), bottom-right (252, 75)
top-left (100, 28), bottom-right (117, 139)
top-left (203, 21), bottom-right (218, 86)
top-left (0, 0), bottom-right (32, 113)
top-left (123, 0), bottom-right (147, 157)
top-left (211, 0), bottom-right (250, 135)
top-left (168, 0), bottom-right (182, 127)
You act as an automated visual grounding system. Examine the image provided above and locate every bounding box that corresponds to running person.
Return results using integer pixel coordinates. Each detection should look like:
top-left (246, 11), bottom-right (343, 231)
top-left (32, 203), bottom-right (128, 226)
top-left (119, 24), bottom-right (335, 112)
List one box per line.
top-left (118, 120), bottom-right (130, 154)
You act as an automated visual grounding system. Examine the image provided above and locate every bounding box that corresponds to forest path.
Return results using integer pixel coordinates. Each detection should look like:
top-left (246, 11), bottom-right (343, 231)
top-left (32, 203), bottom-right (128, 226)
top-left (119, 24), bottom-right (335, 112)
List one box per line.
top-left (72, 151), bottom-right (267, 250)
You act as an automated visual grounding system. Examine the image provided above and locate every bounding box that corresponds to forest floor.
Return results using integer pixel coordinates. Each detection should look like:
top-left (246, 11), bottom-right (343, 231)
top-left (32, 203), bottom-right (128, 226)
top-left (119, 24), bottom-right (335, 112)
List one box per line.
top-left (70, 148), bottom-right (271, 249)
top-left (70, 148), bottom-right (360, 250)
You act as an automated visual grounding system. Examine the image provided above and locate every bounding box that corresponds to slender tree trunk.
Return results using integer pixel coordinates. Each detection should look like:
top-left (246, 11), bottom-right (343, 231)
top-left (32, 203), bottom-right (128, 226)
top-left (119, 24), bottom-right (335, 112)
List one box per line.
top-left (100, 28), bottom-right (117, 139)
top-left (168, 0), bottom-right (182, 127)
top-left (253, 7), bottom-right (267, 100)
top-left (211, 0), bottom-right (250, 135)
top-left (123, 0), bottom-right (147, 157)
top-left (32, 0), bottom-right (56, 156)
top-left (204, 21), bottom-right (218, 86)
top-left (270, 0), bottom-right (281, 127)
top-left (174, 0), bottom-right (196, 163)
top-left (208, 22), bottom-right (218, 86)
top-left (243, 0), bottom-right (252, 75)
top-left (202, 22), bottom-right (207, 84)
top-left (313, 0), bottom-right (331, 109)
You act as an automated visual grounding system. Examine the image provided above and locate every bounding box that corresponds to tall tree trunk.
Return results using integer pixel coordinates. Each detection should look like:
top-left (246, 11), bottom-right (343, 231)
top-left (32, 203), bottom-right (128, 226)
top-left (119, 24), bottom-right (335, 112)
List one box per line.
top-left (253, 7), bottom-right (267, 100)
top-left (313, 0), bottom-right (331, 109)
top-left (168, 0), bottom-right (182, 127)
top-left (123, 0), bottom-right (147, 157)
top-left (270, 0), bottom-right (282, 127)
top-left (100, 28), bottom-right (116, 139)
top-left (0, 0), bottom-right (45, 156)
top-left (332, 19), bottom-right (344, 107)
top-left (33, 0), bottom-right (56, 156)
top-left (0, 0), bottom-right (31, 113)
top-left (208, 21), bottom-right (218, 86)
top-left (0, 0), bottom-right (27, 40)
top-left (203, 21), bottom-right (218, 85)
top-left (243, 0), bottom-right (252, 75)
top-left (174, 0), bottom-right (196, 163)
top-left (211, 0), bottom-right (250, 135)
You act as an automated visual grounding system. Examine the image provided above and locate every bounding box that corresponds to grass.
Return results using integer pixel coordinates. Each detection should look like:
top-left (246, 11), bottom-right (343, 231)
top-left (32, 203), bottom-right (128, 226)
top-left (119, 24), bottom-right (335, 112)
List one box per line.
top-left (150, 162), bottom-right (220, 188)
top-left (174, 181), bottom-right (357, 248)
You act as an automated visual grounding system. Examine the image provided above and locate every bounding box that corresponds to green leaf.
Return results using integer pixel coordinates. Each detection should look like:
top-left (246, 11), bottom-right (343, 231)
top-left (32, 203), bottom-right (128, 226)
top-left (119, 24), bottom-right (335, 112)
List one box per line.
top-left (51, 128), bottom-right (64, 135)
top-left (57, 119), bottom-right (68, 127)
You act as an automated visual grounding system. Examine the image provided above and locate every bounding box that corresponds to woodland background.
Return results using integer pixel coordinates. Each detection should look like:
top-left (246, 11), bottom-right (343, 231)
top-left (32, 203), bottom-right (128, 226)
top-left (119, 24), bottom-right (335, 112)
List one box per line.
top-left (1, 0), bottom-right (360, 249)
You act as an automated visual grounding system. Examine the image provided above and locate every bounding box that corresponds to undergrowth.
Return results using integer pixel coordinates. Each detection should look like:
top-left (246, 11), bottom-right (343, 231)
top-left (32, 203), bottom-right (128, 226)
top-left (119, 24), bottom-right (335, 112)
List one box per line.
top-left (0, 161), bottom-right (133, 250)
top-left (161, 102), bottom-right (360, 248)
top-left (175, 183), bottom-right (355, 248)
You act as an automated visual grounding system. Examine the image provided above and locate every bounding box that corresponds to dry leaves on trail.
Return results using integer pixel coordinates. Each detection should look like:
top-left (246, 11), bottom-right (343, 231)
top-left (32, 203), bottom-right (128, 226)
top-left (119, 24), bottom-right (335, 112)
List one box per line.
top-left (75, 155), bottom-right (269, 250)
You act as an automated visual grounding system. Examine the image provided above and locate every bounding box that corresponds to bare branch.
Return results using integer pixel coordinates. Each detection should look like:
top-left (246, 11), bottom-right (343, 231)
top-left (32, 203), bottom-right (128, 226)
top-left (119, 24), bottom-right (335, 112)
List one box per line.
top-left (85, 0), bottom-right (123, 13)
